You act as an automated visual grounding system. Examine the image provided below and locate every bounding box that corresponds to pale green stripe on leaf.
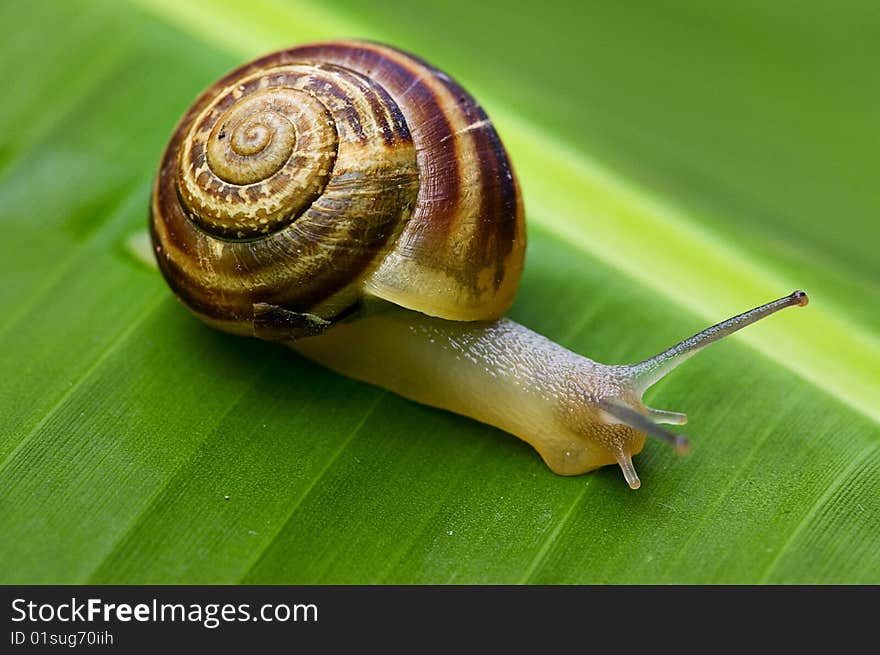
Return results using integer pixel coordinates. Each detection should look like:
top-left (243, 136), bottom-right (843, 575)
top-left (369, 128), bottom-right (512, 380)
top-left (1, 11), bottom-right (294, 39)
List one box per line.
top-left (132, 0), bottom-right (880, 424)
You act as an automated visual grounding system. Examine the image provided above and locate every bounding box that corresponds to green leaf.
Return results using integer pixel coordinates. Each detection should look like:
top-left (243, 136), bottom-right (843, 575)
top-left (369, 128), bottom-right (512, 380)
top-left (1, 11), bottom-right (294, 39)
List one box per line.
top-left (1, 0), bottom-right (878, 584)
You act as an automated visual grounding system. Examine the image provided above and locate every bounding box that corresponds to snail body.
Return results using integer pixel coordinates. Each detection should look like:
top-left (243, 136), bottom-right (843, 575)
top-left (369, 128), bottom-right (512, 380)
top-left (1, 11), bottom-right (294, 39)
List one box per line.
top-left (151, 40), bottom-right (807, 489)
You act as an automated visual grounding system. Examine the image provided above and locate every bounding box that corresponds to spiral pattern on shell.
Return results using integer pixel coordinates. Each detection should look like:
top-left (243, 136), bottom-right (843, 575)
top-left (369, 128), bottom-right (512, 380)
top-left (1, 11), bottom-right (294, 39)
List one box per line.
top-left (151, 41), bottom-right (525, 339)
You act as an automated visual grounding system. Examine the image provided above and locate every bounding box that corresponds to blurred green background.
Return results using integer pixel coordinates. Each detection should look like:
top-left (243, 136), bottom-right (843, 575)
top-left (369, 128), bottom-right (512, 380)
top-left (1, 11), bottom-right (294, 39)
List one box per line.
top-left (0, 0), bottom-right (877, 584)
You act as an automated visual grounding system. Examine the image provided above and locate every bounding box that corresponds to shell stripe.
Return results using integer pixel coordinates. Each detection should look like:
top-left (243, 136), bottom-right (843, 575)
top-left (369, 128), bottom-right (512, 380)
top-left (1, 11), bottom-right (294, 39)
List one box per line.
top-left (241, 41), bottom-right (525, 320)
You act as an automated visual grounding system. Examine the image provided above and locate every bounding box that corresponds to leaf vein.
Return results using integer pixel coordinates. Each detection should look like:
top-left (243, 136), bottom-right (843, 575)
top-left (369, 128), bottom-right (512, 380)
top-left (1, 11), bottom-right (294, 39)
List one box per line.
top-left (756, 440), bottom-right (880, 584)
top-left (0, 291), bottom-right (167, 474)
top-left (237, 391), bottom-right (387, 583)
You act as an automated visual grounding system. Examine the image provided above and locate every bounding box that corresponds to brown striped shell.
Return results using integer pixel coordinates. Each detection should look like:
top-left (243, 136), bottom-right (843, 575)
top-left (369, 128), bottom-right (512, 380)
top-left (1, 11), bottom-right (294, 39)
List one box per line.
top-left (151, 41), bottom-right (525, 341)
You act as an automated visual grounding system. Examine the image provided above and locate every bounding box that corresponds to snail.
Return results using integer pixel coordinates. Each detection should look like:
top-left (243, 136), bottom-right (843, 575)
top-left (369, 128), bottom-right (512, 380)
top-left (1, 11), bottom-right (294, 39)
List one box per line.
top-left (149, 40), bottom-right (808, 490)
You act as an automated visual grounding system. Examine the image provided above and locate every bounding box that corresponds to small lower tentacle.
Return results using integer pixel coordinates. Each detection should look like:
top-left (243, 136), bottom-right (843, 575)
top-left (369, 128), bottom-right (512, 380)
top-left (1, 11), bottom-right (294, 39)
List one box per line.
top-left (646, 408), bottom-right (688, 425)
top-left (615, 452), bottom-right (641, 490)
top-left (598, 398), bottom-right (691, 454)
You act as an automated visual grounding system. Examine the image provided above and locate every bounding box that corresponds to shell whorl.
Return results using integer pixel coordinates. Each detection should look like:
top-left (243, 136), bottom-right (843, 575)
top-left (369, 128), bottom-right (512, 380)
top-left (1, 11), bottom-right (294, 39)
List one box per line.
top-left (151, 41), bottom-right (525, 339)
top-left (181, 85), bottom-right (338, 238)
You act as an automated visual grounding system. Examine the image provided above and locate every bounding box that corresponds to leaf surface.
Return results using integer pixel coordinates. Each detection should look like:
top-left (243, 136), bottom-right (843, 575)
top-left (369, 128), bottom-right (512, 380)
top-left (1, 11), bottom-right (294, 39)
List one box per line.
top-left (1, 0), bottom-right (877, 584)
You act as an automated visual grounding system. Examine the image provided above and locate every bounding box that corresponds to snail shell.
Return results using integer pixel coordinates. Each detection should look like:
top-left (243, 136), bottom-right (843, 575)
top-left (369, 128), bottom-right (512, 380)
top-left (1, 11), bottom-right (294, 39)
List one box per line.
top-left (150, 40), bottom-right (525, 340)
